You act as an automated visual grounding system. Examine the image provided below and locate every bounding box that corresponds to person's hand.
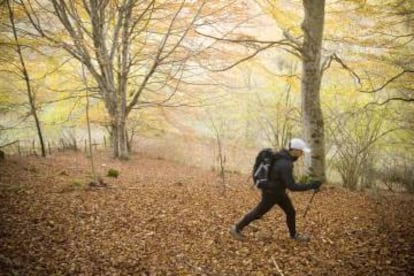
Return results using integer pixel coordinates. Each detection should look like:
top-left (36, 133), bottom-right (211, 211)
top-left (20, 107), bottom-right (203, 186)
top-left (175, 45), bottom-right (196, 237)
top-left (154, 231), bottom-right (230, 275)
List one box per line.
top-left (309, 180), bottom-right (322, 190)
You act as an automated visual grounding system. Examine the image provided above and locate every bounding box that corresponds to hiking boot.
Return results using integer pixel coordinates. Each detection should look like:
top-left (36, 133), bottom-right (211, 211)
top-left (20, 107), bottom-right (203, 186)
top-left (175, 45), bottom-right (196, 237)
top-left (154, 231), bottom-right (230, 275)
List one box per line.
top-left (230, 225), bottom-right (246, 241)
top-left (292, 233), bottom-right (310, 242)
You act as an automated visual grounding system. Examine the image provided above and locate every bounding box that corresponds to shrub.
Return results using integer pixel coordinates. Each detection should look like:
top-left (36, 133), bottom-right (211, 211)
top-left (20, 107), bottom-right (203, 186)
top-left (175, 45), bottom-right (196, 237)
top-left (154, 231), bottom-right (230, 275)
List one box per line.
top-left (107, 168), bottom-right (119, 178)
top-left (380, 162), bottom-right (414, 193)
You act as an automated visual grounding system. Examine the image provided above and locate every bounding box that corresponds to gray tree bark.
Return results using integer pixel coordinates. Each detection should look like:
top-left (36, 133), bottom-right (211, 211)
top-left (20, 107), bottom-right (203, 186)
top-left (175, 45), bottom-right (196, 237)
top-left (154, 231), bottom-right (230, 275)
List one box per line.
top-left (301, 0), bottom-right (326, 181)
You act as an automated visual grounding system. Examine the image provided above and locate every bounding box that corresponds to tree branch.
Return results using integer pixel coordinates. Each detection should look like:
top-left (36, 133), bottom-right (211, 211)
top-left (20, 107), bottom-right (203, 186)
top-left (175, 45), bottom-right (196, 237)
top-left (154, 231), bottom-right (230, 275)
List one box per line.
top-left (209, 42), bottom-right (278, 72)
top-left (126, 1), bottom-right (188, 115)
top-left (196, 30), bottom-right (300, 71)
top-left (365, 97), bottom-right (414, 107)
top-left (331, 53), bottom-right (361, 85)
top-left (360, 69), bottom-right (414, 93)
top-left (0, 140), bottom-right (19, 149)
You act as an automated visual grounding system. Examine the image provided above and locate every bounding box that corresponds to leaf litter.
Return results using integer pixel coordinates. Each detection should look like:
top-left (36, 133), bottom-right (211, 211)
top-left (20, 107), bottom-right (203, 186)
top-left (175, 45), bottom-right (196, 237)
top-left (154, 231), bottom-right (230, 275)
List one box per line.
top-left (0, 151), bottom-right (413, 275)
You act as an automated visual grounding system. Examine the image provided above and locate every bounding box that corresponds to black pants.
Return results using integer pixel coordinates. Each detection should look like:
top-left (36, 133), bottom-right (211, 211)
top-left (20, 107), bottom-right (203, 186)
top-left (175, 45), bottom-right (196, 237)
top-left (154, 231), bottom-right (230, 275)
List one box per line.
top-left (236, 189), bottom-right (296, 238)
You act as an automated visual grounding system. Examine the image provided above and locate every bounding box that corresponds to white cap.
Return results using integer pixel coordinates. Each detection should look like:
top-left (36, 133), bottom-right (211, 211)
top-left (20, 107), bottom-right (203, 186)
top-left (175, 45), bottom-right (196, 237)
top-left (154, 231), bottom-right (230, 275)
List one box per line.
top-left (289, 138), bottom-right (311, 153)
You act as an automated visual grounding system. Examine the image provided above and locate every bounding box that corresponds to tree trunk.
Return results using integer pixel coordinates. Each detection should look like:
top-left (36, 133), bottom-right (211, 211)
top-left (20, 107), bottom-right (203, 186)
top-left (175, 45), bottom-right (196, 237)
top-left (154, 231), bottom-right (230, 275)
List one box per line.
top-left (117, 116), bottom-right (129, 160)
top-left (82, 65), bottom-right (97, 181)
top-left (7, 0), bottom-right (46, 157)
top-left (301, 0), bottom-right (326, 181)
top-left (109, 113), bottom-right (129, 160)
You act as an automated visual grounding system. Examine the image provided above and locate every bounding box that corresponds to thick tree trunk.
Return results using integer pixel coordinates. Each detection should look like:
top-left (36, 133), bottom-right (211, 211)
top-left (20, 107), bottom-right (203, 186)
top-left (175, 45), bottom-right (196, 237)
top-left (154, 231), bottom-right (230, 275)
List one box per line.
top-left (301, 0), bottom-right (326, 181)
top-left (117, 116), bottom-right (129, 159)
top-left (107, 108), bottom-right (129, 159)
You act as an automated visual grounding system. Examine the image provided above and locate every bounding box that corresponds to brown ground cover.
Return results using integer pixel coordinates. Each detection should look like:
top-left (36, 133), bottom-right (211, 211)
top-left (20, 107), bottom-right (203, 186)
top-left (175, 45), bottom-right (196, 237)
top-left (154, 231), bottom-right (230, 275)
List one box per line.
top-left (0, 151), bottom-right (413, 275)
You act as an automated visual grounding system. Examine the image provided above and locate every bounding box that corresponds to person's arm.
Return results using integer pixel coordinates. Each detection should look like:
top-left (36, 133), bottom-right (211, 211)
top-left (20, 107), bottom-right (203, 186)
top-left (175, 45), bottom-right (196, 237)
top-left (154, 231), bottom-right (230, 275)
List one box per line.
top-left (279, 161), bottom-right (314, 191)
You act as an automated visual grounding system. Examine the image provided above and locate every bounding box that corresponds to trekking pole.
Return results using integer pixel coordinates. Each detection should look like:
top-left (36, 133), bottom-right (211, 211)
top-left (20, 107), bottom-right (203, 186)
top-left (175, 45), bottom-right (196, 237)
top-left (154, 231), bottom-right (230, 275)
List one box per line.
top-left (303, 189), bottom-right (318, 218)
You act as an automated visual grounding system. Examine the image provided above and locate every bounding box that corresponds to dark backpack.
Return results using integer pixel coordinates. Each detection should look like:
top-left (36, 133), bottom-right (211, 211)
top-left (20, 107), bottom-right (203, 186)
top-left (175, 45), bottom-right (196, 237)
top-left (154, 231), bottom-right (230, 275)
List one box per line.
top-left (252, 148), bottom-right (276, 189)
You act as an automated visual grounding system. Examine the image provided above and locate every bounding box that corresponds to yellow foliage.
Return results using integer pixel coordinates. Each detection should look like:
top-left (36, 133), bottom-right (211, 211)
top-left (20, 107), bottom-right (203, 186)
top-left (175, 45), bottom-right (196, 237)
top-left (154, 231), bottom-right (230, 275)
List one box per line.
top-left (255, 0), bottom-right (302, 35)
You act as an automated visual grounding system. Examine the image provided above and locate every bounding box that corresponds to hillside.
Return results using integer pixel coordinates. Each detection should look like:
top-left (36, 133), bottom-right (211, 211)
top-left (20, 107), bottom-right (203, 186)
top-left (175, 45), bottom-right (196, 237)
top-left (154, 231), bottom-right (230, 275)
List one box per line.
top-left (0, 151), bottom-right (413, 275)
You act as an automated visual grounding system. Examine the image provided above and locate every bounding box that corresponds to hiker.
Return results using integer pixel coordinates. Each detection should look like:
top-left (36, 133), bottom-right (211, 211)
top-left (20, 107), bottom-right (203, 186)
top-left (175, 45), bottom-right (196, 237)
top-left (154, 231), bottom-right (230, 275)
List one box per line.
top-left (230, 138), bottom-right (322, 242)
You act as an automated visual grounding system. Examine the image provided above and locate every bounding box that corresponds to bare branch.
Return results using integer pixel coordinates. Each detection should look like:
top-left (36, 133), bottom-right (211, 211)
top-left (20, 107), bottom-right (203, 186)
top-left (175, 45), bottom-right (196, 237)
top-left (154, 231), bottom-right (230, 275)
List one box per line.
top-left (282, 29), bottom-right (303, 50)
top-left (360, 69), bottom-right (414, 93)
top-left (126, 1), bottom-right (188, 115)
top-left (161, 2), bottom-right (206, 62)
top-left (196, 30), bottom-right (300, 71)
top-left (331, 53), bottom-right (361, 85)
top-left (365, 97), bottom-right (414, 107)
top-left (211, 42), bottom-right (279, 72)
top-left (0, 140), bottom-right (19, 149)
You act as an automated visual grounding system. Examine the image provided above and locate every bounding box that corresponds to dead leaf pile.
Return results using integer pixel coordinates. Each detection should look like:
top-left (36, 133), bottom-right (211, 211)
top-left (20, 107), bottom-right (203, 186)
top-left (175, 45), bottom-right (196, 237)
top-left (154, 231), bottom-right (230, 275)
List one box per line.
top-left (0, 151), bottom-right (413, 275)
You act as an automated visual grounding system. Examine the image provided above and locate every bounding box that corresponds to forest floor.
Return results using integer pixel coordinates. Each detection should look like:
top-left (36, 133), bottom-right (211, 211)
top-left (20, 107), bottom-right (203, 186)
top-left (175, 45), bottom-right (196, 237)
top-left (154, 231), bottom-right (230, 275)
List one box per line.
top-left (0, 151), bottom-right (413, 275)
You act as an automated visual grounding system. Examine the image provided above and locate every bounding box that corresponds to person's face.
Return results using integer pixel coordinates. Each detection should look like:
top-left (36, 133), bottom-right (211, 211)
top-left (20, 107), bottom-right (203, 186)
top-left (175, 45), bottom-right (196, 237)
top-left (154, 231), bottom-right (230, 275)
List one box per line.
top-left (290, 149), bottom-right (304, 158)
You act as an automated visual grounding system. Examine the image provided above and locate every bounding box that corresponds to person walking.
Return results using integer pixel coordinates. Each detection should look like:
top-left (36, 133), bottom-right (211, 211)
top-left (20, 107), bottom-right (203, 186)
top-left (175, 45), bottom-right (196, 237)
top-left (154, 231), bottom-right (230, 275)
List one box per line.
top-left (230, 138), bottom-right (321, 242)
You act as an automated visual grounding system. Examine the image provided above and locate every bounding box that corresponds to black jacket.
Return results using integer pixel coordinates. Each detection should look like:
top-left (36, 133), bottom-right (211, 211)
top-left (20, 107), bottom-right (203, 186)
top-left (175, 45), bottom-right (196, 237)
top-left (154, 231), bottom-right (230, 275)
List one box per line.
top-left (267, 149), bottom-right (314, 193)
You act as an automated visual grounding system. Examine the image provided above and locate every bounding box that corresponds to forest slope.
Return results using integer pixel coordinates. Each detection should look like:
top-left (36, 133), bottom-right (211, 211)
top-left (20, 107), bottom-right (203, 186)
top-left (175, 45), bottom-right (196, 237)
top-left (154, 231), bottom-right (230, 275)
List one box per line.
top-left (0, 152), bottom-right (413, 275)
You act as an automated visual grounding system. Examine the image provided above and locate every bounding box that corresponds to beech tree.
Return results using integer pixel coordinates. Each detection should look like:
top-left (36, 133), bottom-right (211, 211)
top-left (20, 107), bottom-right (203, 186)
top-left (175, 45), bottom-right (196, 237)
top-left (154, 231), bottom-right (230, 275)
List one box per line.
top-left (208, 0), bottom-right (328, 180)
top-left (21, 0), bottom-right (211, 159)
top-left (300, 0), bottom-right (326, 181)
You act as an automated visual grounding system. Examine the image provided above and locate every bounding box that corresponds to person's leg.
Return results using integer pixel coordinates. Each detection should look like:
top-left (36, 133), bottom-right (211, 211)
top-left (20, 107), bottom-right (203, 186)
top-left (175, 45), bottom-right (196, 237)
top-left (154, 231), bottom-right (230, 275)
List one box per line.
top-left (235, 191), bottom-right (277, 231)
top-left (276, 193), bottom-right (296, 238)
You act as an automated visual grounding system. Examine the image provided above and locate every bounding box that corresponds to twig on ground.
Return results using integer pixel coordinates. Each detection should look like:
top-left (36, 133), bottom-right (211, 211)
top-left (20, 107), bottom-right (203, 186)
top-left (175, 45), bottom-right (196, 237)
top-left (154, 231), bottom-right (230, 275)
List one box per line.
top-left (271, 256), bottom-right (285, 276)
top-left (184, 259), bottom-right (212, 275)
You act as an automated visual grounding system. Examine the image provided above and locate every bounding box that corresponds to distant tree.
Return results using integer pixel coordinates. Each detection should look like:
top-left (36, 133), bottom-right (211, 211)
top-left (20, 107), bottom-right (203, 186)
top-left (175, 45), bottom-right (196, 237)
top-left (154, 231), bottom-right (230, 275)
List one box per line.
top-left (326, 107), bottom-right (398, 190)
top-left (253, 67), bottom-right (298, 150)
top-left (81, 65), bottom-right (97, 183)
top-left (208, 115), bottom-right (226, 187)
top-left (5, 0), bottom-right (46, 157)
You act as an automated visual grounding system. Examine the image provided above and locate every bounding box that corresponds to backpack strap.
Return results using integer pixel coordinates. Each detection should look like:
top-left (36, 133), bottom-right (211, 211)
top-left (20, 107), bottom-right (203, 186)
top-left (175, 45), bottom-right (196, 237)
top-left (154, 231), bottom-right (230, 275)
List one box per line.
top-left (253, 162), bottom-right (271, 188)
top-left (253, 161), bottom-right (270, 178)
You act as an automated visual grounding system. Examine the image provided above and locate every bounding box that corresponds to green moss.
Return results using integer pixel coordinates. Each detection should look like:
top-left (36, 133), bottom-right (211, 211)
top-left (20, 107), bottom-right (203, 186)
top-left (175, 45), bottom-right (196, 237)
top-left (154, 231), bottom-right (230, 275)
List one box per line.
top-left (107, 168), bottom-right (119, 178)
top-left (71, 180), bottom-right (83, 187)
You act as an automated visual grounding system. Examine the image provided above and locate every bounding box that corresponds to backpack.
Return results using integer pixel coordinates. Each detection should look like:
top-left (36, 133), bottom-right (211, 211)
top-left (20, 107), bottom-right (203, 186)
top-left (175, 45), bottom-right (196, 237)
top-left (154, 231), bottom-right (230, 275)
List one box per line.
top-left (252, 148), bottom-right (276, 189)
